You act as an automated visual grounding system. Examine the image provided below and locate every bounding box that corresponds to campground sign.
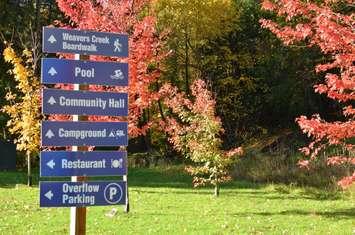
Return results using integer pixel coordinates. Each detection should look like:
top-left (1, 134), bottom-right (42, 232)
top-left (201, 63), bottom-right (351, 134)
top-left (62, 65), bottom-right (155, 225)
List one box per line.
top-left (41, 121), bottom-right (128, 147)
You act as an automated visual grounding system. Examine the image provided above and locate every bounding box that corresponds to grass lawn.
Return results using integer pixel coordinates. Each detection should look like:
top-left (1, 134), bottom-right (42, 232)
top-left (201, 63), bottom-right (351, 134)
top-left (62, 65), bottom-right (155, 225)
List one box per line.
top-left (0, 166), bottom-right (354, 234)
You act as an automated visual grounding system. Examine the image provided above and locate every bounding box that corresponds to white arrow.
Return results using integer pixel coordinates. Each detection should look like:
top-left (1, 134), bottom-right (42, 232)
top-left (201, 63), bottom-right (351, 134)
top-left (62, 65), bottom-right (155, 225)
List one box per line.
top-left (45, 130), bottom-right (54, 139)
top-left (47, 159), bottom-right (55, 169)
top-left (45, 191), bottom-right (54, 200)
top-left (48, 35), bottom-right (57, 44)
top-left (48, 67), bottom-right (57, 76)
top-left (47, 97), bottom-right (56, 105)
top-left (109, 131), bottom-right (115, 137)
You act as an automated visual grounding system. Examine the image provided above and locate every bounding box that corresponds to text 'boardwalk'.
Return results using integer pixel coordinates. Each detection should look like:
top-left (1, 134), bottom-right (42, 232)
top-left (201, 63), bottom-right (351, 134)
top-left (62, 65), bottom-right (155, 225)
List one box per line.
top-left (43, 27), bottom-right (128, 57)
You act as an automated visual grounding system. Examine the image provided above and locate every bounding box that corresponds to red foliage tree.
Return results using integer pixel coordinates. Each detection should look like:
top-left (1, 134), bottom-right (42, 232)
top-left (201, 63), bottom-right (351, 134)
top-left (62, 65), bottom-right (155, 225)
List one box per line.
top-left (159, 79), bottom-right (243, 196)
top-left (54, 0), bottom-right (166, 137)
top-left (260, 0), bottom-right (354, 188)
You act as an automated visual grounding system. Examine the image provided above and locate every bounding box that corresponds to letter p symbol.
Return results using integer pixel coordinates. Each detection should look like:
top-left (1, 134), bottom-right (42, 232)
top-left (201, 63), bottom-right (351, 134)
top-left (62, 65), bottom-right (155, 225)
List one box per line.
top-left (109, 187), bottom-right (117, 200)
top-left (104, 183), bottom-right (123, 204)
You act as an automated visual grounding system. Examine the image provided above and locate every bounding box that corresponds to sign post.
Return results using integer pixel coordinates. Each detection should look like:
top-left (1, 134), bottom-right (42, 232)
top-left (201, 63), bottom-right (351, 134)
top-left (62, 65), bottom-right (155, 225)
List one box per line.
top-left (70, 53), bottom-right (89, 235)
top-left (41, 27), bottom-right (129, 235)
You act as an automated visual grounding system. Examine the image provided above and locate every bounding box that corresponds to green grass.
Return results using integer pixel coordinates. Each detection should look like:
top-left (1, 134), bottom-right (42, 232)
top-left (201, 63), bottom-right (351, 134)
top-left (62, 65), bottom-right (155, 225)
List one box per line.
top-left (0, 167), bottom-right (354, 234)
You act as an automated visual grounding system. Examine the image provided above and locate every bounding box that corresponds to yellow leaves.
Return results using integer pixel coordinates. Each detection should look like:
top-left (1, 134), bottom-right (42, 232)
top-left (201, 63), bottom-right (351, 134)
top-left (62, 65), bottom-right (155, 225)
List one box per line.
top-left (3, 47), bottom-right (17, 63)
top-left (22, 49), bottom-right (32, 58)
top-left (13, 63), bottom-right (29, 85)
top-left (3, 46), bottom-right (36, 93)
top-left (2, 45), bottom-right (40, 156)
top-left (2, 105), bottom-right (17, 117)
top-left (4, 91), bottom-right (16, 101)
top-left (155, 0), bottom-right (236, 41)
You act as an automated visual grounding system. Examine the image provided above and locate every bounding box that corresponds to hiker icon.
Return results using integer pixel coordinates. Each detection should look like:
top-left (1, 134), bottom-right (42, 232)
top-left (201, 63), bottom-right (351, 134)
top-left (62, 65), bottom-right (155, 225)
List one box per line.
top-left (114, 39), bottom-right (122, 52)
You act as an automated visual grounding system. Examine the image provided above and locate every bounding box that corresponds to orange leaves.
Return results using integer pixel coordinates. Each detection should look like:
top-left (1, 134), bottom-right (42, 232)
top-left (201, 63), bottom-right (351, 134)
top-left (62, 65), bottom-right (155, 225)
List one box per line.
top-left (261, 0), bottom-right (355, 188)
top-left (297, 115), bottom-right (355, 146)
top-left (259, 20), bottom-right (311, 45)
top-left (327, 156), bottom-right (355, 166)
top-left (225, 147), bottom-right (243, 158)
top-left (297, 160), bottom-right (310, 170)
top-left (55, 0), bottom-right (167, 138)
top-left (337, 172), bottom-right (355, 189)
top-left (343, 106), bottom-right (355, 117)
top-left (261, 0), bottom-right (276, 12)
top-left (160, 79), bottom-right (243, 189)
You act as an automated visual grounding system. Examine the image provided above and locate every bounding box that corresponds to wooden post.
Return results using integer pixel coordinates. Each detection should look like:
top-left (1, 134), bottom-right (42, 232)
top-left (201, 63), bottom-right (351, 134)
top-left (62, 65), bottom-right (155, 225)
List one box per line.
top-left (123, 174), bottom-right (129, 213)
top-left (70, 54), bottom-right (89, 235)
top-left (27, 152), bottom-right (32, 186)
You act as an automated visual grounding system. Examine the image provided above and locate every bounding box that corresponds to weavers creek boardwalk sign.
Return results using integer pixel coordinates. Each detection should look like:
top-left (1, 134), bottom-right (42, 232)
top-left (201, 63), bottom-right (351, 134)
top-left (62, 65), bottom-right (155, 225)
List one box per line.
top-left (43, 27), bottom-right (128, 57)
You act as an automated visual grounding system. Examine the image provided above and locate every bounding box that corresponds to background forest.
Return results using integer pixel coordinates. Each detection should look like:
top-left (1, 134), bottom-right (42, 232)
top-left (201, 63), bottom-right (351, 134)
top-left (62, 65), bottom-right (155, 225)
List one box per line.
top-left (0, 0), bottom-right (353, 189)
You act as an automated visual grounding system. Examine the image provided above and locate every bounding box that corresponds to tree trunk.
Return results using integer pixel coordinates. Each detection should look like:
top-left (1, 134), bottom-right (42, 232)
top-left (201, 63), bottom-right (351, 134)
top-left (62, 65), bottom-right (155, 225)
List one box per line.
top-left (184, 31), bottom-right (190, 95)
top-left (214, 182), bottom-right (220, 197)
top-left (144, 109), bottom-right (152, 152)
top-left (27, 152), bottom-right (32, 187)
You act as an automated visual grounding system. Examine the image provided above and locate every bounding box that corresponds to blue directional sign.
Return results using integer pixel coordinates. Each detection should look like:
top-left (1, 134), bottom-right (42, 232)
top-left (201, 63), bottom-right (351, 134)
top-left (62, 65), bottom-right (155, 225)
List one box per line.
top-left (40, 151), bottom-right (127, 177)
top-left (42, 89), bottom-right (128, 116)
top-left (40, 181), bottom-right (126, 207)
top-left (43, 27), bottom-right (128, 57)
top-left (41, 58), bottom-right (128, 86)
top-left (41, 121), bottom-right (128, 147)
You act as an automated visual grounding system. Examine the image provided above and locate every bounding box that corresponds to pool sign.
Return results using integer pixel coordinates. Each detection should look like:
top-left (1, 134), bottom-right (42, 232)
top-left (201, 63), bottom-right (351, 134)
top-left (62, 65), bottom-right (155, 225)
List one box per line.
top-left (42, 89), bottom-right (128, 116)
top-left (41, 121), bottom-right (128, 147)
top-left (43, 27), bottom-right (128, 57)
top-left (41, 58), bottom-right (128, 86)
top-left (40, 151), bottom-right (127, 177)
top-left (40, 181), bottom-right (126, 207)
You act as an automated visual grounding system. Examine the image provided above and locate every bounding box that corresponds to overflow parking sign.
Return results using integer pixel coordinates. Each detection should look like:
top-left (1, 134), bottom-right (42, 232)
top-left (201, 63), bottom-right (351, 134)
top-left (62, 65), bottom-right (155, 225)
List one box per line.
top-left (40, 181), bottom-right (126, 207)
